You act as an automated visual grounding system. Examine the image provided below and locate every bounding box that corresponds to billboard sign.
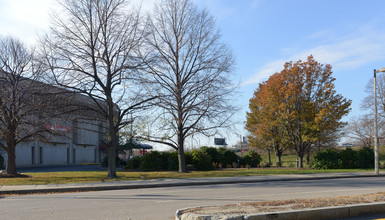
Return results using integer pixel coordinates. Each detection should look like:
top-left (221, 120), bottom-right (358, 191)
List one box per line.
top-left (214, 138), bottom-right (226, 146)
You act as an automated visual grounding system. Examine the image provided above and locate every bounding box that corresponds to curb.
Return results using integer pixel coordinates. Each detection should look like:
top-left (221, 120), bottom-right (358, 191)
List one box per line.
top-left (175, 202), bottom-right (385, 220)
top-left (0, 174), bottom-right (384, 195)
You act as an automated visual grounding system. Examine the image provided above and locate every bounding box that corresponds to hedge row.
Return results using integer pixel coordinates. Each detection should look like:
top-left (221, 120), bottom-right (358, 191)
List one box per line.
top-left (124, 147), bottom-right (262, 171)
top-left (311, 147), bottom-right (374, 169)
top-left (125, 151), bottom-right (179, 171)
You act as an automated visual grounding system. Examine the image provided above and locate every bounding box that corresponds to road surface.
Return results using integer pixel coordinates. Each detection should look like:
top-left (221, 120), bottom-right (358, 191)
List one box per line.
top-left (1, 176), bottom-right (385, 220)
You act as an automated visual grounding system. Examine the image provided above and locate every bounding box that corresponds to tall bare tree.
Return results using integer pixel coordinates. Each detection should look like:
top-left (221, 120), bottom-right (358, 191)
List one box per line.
top-left (40, 0), bottom-right (154, 178)
top-left (0, 36), bottom-right (55, 175)
top-left (143, 0), bottom-right (236, 172)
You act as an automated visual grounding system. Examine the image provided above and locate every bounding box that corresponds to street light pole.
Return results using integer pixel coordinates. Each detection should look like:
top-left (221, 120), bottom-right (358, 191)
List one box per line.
top-left (374, 69), bottom-right (379, 175)
top-left (374, 68), bottom-right (385, 175)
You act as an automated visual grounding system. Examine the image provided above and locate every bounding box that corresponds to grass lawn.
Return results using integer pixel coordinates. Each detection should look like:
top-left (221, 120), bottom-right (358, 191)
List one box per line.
top-left (0, 168), bottom-right (375, 186)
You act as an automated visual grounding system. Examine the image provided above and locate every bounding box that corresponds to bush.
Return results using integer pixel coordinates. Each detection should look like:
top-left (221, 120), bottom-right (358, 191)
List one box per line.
top-left (140, 151), bottom-right (162, 171)
top-left (200, 146), bottom-right (220, 163)
top-left (338, 147), bottom-right (359, 169)
top-left (102, 155), bottom-right (121, 167)
top-left (357, 146), bottom-right (374, 168)
top-left (159, 151), bottom-right (171, 170)
top-left (185, 151), bottom-right (193, 166)
top-left (125, 156), bottom-right (142, 169)
top-left (311, 148), bottom-right (339, 169)
top-left (163, 151), bottom-right (179, 171)
top-left (191, 149), bottom-right (214, 171)
top-left (217, 147), bottom-right (238, 168)
top-left (242, 150), bottom-right (262, 167)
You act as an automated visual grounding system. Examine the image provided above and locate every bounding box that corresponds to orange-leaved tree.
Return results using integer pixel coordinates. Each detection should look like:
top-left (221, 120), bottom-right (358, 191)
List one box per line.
top-left (246, 72), bottom-right (290, 166)
top-left (246, 55), bottom-right (351, 167)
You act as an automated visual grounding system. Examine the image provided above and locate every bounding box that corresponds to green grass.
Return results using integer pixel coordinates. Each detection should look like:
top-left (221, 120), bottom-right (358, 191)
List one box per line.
top-left (0, 168), bottom-right (375, 186)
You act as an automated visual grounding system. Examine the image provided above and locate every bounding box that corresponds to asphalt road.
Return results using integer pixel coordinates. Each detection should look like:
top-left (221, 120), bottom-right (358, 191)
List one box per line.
top-left (1, 176), bottom-right (385, 220)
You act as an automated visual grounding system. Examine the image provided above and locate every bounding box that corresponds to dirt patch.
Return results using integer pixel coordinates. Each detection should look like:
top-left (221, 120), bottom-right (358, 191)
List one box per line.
top-left (0, 172), bottom-right (30, 178)
top-left (183, 192), bottom-right (385, 215)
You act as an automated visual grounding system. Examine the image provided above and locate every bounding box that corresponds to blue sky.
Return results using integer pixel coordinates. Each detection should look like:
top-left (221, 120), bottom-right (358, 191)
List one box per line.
top-left (1, 0), bottom-right (385, 147)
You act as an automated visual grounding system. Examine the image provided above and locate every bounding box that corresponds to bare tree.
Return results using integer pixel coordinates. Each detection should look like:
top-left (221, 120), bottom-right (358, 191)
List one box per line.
top-left (143, 0), bottom-right (236, 172)
top-left (362, 74), bottom-right (385, 118)
top-left (0, 36), bottom-right (56, 175)
top-left (346, 115), bottom-right (385, 148)
top-left (39, 0), bottom-right (155, 178)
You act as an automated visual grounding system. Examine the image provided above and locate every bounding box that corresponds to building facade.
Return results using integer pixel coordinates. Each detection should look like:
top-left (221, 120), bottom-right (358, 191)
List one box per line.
top-left (0, 117), bottom-right (106, 168)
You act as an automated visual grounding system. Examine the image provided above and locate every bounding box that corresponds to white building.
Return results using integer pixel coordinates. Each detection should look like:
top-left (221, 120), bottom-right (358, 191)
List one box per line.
top-left (4, 119), bottom-right (106, 167)
top-left (0, 84), bottom-right (107, 168)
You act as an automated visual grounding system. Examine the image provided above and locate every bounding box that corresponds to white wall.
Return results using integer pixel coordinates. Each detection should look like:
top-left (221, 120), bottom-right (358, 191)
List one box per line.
top-left (73, 145), bottom-right (96, 164)
top-left (40, 144), bottom-right (68, 165)
top-left (15, 142), bottom-right (33, 166)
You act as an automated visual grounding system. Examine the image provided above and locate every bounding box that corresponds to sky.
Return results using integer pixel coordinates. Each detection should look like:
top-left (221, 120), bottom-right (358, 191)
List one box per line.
top-left (1, 0), bottom-right (385, 148)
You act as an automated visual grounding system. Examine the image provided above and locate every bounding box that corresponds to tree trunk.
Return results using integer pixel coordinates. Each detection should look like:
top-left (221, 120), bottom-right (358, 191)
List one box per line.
top-left (6, 141), bottom-right (17, 175)
top-left (298, 154), bottom-right (304, 168)
top-left (276, 152), bottom-right (282, 167)
top-left (306, 150), bottom-right (310, 164)
top-left (107, 99), bottom-right (117, 178)
top-left (177, 146), bottom-right (187, 173)
top-left (107, 143), bottom-right (117, 178)
top-left (177, 132), bottom-right (187, 173)
top-left (267, 149), bottom-right (271, 165)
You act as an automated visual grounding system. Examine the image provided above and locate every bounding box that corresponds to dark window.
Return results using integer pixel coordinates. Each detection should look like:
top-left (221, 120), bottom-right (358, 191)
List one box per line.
top-left (31, 147), bottom-right (35, 165)
top-left (39, 147), bottom-right (43, 164)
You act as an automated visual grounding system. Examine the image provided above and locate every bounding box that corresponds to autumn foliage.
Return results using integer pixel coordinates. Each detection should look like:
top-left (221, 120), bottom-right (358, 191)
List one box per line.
top-left (246, 55), bottom-right (351, 167)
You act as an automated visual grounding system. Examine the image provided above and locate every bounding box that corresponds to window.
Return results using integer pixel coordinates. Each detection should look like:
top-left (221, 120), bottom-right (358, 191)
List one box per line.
top-left (31, 147), bottom-right (35, 165)
top-left (39, 147), bottom-right (43, 164)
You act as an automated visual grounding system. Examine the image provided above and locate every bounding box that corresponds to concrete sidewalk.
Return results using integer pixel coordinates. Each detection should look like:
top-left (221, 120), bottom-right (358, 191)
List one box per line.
top-left (0, 171), bottom-right (382, 195)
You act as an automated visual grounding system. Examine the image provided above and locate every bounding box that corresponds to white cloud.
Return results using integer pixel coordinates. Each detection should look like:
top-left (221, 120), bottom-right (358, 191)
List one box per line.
top-left (0, 0), bottom-right (58, 45)
top-left (0, 0), bottom-right (157, 45)
top-left (0, 0), bottom-right (54, 41)
top-left (242, 22), bottom-right (385, 86)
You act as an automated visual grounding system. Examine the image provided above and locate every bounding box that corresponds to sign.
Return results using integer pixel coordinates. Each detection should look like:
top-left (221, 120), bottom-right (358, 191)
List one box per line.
top-left (214, 138), bottom-right (226, 146)
top-left (45, 124), bottom-right (71, 133)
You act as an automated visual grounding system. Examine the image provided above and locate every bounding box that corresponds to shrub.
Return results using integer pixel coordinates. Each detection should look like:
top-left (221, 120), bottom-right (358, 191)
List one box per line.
top-left (191, 149), bottom-right (213, 171)
top-left (125, 156), bottom-right (142, 169)
top-left (102, 155), bottom-right (121, 167)
top-left (311, 148), bottom-right (339, 169)
top-left (159, 151), bottom-right (171, 170)
top-left (357, 146), bottom-right (374, 168)
top-left (185, 151), bottom-right (193, 166)
top-left (217, 147), bottom-right (238, 168)
top-left (140, 151), bottom-right (162, 171)
top-left (338, 147), bottom-right (359, 169)
top-left (165, 151), bottom-right (179, 171)
top-left (200, 146), bottom-right (220, 163)
top-left (242, 150), bottom-right (262, 167)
